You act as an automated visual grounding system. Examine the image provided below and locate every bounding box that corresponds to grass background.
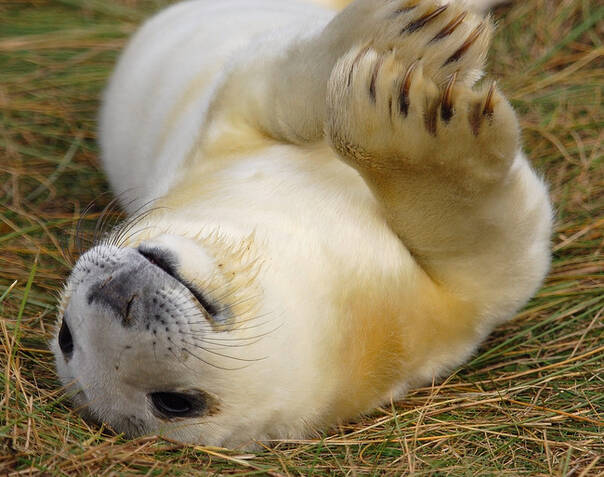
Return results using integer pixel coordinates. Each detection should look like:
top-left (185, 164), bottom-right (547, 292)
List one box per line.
top-left (0, 0), bottom-right (602, 475)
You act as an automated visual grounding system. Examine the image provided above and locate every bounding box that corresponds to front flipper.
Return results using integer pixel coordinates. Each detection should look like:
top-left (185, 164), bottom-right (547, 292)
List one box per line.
top-left (327, 1), bottom-right (551, 319)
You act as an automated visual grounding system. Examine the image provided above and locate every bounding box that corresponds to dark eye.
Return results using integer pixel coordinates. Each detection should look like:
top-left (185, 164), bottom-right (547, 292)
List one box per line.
top-left (58, 319), bottom-right (74, 359)
top-left (149, 391), bottom-right (210, 419)
top-left (150, 392), bottom-right (193, 417)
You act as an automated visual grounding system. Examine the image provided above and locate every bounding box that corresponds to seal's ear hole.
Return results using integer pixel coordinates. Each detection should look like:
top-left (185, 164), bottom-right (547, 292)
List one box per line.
top-left (58, 318), bottom-right (74, 360)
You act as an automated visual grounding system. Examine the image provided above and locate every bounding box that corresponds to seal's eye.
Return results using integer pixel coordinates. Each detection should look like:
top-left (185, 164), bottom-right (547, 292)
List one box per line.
top-left (149, 390), bottom-right (211, 419)
top-left (150, 392), bottom-right (193, 416)
top-left (58, 319), bottom-right (74, 359)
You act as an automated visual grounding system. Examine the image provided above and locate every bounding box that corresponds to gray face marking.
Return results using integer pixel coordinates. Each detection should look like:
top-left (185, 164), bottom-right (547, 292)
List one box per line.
top-left (63, 247), bottom-right (208, 371)
top-left (79, 247), bottom-right (206, 330)
top-left (87, 266), bottom-right (146, 327)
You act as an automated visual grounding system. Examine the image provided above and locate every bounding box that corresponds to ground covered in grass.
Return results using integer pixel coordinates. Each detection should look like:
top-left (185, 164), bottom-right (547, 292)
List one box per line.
top-left (1, 0), bottom-right (602, 475)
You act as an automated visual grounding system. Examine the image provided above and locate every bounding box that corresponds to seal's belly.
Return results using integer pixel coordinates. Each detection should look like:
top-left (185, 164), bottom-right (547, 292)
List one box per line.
top-left (100, 0), bottom-right (332, 211)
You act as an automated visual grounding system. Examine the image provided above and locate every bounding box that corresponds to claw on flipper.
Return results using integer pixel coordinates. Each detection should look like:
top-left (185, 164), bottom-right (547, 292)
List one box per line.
top-left (399, 61), bottom-right (418, 116)
top-left (401, 5), bottom-right (448, 34)
top-left (431, 11), bottom-right (467, 42)
top-left (441, 71), bottom-right (457, 122)
top-left (483, 80), bottom-right (496, 117)
top-left (393, 0), bottom-right (421, 15)
top-left (444, 22), bottom-right (486, 66)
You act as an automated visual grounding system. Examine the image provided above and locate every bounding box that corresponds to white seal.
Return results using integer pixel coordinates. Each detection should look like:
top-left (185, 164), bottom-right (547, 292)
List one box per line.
top-left (52, 0), bottom-right (552, 448)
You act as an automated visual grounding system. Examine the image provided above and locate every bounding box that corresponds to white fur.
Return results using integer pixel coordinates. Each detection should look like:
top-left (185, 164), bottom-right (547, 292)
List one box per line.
top-left (52, 0), bottom-right (551, 448)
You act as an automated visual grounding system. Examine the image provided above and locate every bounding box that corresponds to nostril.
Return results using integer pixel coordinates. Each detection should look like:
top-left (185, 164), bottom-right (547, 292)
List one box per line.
top-left (123, 294), bottom-right (138, 326)
top-left (58, 318), bottom-right (74, 360)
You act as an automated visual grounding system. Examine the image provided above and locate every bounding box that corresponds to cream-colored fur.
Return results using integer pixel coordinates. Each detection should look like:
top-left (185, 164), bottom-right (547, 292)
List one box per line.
top-left (313, 0), bottom-right (507, 12)
top-left (52, 0), bottom-right (551, 448)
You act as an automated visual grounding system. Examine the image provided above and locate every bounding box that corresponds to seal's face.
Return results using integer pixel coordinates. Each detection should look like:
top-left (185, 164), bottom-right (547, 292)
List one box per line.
top-left (51, 233), bottom-right (280, 445)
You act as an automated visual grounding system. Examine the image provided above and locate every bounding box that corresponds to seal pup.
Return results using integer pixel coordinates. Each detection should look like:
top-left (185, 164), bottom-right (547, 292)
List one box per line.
top-left (52, 0), bottom-right (552, 448)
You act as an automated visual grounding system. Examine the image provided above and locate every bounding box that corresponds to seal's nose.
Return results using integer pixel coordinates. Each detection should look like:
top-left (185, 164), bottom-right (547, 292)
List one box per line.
top-left (83, 248), bottom-right (164, 328)
top-left (86, 266), bottom-right (145, 327)
top-left (79, 246), bottom-right (187, 328)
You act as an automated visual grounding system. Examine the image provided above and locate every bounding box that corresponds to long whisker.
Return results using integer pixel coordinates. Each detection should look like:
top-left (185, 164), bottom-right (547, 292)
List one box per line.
top-left (185, 322), bottom-right (283, 344)
top-left (179, 335), bottom-right (264, 349)
top-left (93, 196), bottom-right (122, 246)
top-left (181, 340), bottom-right (267, 362)
top-left (75, 199), bottom-right (99, 257)
top-left (109, 202), bottom-right (165, 248)
top-left (181, 348), bottom-right (251, 371)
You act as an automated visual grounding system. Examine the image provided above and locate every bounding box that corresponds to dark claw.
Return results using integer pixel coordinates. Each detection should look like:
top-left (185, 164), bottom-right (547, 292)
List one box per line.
top-left (431, 11), bottom-right (467, 42)
top-left (392, 0), bottom-right (421, 15)
top-left (483, 80), bottom-right (496, 117)
top-left (440, 71), bottom-right (457, 122)
top-left (398, 61), bottom-right (418, 117)
top-left (444, 22), bottom-right (486, 66)
top-left (401, 5), bottom-right (448, 34)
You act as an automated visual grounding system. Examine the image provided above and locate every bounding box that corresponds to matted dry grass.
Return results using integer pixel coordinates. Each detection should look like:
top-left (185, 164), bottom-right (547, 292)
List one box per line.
top-left (1, 0), bottom-right (602, 475)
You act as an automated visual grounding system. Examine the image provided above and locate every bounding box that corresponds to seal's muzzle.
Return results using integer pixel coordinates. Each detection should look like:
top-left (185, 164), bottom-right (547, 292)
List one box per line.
top-left (80, 246), bottom-right (185, 329)
top-left (84, 249), bottom-right (146, 326)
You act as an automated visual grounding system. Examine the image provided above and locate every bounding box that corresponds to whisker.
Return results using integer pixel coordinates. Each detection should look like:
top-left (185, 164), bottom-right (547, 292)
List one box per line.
top-left (166, 346), bottom-right (204, 377)
top-left (184, 323), bottom-right (283, 344)
top-left (109, 203), bottom-right (165, 248)
top-left (185, 315), bottom-right (276, 334)
top-left (181, 340), bottom-right (266, 362)
top-left (75, 199), bottom-right (99, 257)
top-left (182, 348), bottom-right (250, 371)
top-left (93, 196), bottom-right (122, 246)
top-left (180, 336), bottom-right (264, 349)
top-left (212, 294), bottom-right (260, 315)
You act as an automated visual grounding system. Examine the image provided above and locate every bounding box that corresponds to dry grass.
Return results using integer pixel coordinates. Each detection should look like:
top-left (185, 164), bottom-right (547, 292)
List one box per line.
top-left (1, 0), bottom-right (602, 475)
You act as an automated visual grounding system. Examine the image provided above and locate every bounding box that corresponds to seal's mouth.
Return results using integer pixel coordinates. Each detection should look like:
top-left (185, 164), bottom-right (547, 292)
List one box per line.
top-left (137, 246), bottom-right (218, 317)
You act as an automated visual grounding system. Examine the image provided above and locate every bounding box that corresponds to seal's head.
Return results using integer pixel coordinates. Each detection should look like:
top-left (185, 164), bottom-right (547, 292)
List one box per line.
top-left (51, 230), bottom-right (302, 447)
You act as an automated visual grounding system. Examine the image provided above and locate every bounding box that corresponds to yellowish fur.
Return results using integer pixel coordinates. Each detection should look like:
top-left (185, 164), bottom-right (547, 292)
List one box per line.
top-left (52, 0), bottom-right (551, 448)
top-left (309, 0), bottom-right (354, 10)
